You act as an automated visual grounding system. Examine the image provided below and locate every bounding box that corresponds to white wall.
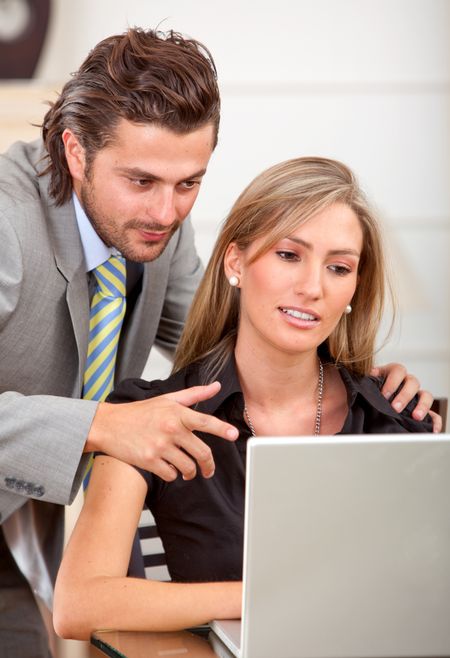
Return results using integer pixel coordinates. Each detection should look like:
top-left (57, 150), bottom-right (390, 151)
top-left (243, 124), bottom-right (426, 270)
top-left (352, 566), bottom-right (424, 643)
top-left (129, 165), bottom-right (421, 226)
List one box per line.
top-left (32, 0), bottom-right (450, 402)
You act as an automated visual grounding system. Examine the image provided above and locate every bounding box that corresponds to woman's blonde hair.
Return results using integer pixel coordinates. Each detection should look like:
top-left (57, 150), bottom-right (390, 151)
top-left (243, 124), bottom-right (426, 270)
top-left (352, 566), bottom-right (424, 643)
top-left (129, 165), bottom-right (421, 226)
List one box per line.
top-left (173, 156), bottom-right (394, 378)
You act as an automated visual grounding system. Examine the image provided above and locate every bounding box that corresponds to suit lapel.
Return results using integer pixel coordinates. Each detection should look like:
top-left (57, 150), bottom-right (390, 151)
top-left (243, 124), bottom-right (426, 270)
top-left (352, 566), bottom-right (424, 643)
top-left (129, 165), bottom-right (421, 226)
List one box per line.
top-left (39, 172), bottom-right (90, 392)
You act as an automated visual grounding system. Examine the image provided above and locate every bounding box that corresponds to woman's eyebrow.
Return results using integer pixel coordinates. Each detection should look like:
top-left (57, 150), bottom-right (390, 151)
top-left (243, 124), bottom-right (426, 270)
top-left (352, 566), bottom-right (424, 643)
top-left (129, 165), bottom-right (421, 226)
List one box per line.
top-left (286, 236), bottom-right (360, 257)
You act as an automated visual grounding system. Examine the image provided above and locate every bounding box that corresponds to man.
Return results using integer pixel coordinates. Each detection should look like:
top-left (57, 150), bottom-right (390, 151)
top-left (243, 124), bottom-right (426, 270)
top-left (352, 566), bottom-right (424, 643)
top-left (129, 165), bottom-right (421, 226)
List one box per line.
top-left (0, 27), bottom-right (437, 657)
top-left (0, 27), bottom-right (236, 657)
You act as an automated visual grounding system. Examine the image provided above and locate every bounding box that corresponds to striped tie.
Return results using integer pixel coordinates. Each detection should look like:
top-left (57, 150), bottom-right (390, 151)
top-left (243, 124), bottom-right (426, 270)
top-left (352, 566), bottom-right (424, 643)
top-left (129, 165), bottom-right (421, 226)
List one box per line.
top-left (83, 255), bottom-right (126, 487)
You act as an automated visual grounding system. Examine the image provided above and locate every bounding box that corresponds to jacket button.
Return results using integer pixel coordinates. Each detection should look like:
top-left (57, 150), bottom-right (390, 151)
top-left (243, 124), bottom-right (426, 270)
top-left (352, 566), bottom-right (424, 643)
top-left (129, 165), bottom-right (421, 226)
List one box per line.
top-left (25, 482), bottom-right (35, 495)
top-left (14, 480), bottom-right (26, 492)
top-left (33, 485), bottom-right (45, 498)
top-left (5, 477), bottom-right (16, 489)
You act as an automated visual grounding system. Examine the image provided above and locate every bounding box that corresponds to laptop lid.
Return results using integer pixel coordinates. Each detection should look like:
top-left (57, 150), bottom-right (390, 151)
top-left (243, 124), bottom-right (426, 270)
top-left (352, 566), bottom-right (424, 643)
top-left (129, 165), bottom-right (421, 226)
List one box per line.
top-left (213, 434), bottom-right (450, 658)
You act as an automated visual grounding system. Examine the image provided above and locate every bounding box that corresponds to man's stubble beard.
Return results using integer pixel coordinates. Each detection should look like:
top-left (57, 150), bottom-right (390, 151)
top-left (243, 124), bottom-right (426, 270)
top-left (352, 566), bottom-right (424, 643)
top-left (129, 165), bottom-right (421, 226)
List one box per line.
top-left (80, 181), bottom-right (181, 263)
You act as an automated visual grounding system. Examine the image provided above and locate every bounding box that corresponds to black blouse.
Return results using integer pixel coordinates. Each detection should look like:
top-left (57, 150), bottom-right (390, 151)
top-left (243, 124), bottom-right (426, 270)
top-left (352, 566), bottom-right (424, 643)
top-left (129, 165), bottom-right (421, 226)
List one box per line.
top-left (107, 354), bottom-right (433, 583)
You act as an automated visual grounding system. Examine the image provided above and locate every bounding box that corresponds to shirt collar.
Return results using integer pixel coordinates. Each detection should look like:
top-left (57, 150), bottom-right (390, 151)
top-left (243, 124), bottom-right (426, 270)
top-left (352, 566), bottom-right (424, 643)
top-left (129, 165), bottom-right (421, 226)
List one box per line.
top-left (196, 353), bottom-right (403, 421)
top-left (72, 192), bottom-right (114, 272)
top-left (339, 366), bottom-right (403, 418)
top-left (194, 353), bottom-right (244, 415)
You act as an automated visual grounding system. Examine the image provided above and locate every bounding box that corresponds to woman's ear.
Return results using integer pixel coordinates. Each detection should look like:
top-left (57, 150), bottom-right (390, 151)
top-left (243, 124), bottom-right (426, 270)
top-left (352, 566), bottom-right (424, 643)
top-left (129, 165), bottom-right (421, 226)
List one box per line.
top-left (224, 242), bottom-right (243, 284)
top-left (62, 129), bottom-right (86, 183)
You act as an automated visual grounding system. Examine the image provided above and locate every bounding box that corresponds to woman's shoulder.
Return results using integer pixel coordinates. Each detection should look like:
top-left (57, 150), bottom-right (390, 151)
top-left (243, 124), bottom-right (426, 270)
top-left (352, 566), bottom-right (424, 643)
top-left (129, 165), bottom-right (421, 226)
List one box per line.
top-left (107, 360), bottom-right (206, 404)
top-left (338, 365), bottom-right (433, 433)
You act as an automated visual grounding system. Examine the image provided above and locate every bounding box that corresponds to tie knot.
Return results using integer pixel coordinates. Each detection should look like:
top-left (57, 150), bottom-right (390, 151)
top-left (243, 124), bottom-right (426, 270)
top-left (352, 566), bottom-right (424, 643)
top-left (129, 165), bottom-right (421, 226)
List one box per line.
top-left (92, 255), bottom-right (126, 298)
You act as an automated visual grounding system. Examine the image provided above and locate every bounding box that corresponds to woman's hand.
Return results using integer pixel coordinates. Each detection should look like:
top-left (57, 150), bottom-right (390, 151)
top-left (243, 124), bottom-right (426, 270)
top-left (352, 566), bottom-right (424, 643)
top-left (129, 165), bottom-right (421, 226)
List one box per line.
top-left (371, 363), bottom-right (442, 432)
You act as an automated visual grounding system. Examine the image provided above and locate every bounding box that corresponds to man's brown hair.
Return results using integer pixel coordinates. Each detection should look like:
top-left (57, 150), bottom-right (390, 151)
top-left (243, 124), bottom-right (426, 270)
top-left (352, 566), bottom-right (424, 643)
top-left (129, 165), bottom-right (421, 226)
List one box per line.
top-left (42, 27), bottom-right (220, 205)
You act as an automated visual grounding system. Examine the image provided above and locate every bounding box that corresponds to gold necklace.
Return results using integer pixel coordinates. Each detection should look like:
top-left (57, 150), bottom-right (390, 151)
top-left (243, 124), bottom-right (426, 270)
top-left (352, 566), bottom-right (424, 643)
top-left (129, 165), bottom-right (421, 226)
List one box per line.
top-left (243, 358), bottom-right (324, 437)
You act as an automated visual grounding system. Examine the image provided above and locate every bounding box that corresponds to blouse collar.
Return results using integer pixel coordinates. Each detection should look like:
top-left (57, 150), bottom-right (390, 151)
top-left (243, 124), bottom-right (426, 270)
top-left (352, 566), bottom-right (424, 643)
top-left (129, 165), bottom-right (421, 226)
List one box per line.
top-left (196, 351), bottom-right (404, 421)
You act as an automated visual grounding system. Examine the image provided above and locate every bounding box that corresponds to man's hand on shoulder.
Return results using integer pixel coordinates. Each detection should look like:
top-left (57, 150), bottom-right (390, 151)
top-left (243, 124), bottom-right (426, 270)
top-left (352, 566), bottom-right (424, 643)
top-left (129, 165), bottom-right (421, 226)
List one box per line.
top-left (85, 382), bottom-right (239, 481)
top-left (371, 362), bottom-right (442, 432)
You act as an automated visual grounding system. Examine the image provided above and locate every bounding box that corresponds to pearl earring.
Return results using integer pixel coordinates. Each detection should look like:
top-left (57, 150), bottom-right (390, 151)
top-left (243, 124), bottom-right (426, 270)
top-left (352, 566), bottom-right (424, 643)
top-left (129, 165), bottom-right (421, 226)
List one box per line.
top-left (229, 275), bottom-right (239, 287)
top-left (345, 304), bottom-right (352, 315)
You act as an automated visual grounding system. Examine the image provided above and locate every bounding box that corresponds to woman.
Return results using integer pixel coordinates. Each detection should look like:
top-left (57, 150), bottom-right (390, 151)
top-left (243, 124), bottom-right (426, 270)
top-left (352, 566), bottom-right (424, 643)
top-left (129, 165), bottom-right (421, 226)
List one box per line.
top-left (54, 157), bottom-right (433, 639)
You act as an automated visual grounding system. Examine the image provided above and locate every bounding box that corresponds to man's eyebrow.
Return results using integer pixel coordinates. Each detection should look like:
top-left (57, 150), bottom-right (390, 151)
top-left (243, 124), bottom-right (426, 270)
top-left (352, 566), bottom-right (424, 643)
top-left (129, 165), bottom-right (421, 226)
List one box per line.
top-left (285, 236), bottom-right (360, 257)
top-left (114, 166), bottom-right (207, 183)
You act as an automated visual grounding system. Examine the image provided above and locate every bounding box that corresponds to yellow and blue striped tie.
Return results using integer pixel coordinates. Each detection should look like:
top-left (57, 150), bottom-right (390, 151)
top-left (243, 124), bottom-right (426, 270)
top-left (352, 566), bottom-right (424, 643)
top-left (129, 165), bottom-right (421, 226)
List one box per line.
top-left (83, 254), bottom-right (126, 487)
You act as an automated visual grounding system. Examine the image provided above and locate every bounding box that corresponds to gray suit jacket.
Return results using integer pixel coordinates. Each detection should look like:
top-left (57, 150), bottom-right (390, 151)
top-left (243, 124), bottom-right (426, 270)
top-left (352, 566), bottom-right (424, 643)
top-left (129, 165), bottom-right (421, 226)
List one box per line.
top-left (0, 140), bottom-right (203, 606)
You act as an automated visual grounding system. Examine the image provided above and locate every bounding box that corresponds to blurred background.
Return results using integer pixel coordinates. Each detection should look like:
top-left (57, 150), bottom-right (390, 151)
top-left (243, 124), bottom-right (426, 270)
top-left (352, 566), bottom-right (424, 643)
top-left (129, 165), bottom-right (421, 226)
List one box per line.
top-left (0, 0), bottom-right (448, 655)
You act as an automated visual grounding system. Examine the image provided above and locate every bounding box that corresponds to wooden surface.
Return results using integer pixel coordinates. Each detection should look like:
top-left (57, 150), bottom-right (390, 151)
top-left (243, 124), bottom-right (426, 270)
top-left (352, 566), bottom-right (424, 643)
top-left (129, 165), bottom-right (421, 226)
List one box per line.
top-left (89, 629), bottom-right (219, 658)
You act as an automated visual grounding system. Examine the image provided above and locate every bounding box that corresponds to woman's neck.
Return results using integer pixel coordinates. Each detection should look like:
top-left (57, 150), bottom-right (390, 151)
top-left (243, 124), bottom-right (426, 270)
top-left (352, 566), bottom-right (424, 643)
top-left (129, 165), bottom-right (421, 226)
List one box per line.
top-left (234, 337), bottom-right (348, 436)
top-left (234, 335), bottom-right (320, 413)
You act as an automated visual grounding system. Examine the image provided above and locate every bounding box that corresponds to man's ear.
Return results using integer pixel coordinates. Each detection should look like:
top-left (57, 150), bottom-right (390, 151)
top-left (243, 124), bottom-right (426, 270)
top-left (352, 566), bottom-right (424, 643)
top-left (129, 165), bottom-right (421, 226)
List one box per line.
top-left (62, 129), bottom-right (86, 184)
top-left (224, 242), bottom-right (243, 284)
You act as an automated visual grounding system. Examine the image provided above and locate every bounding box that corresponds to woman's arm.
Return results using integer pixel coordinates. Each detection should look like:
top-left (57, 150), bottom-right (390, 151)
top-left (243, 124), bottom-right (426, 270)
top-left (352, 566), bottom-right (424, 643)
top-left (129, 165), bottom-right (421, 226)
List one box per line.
top-left (53, 456), bottom-right (241, 640)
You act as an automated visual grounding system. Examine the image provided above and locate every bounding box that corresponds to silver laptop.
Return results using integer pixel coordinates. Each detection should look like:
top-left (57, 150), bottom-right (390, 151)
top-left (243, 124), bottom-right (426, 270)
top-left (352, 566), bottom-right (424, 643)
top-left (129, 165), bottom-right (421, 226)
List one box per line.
top-left (210, 434), bottom-right (450, 658)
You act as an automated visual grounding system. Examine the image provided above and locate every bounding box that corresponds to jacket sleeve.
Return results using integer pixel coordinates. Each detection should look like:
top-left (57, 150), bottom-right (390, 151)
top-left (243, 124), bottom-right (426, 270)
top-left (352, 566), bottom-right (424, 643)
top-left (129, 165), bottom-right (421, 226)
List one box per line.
top-left (0, 392), bottom-right (97, 521)
top-left (0, 211), bottom-right (97, 522)
top-left (153, 216), bottom-right (204, 357)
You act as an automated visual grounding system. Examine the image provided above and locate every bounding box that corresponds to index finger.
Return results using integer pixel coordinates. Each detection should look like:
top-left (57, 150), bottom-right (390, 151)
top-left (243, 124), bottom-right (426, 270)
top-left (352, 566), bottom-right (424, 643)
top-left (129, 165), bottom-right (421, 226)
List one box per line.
top-left (165, 382), bottom-right (222, 407)
top-left (181, 405), bottom-right (239, 441)
top-left (377, 364), bottom-right (408, 401)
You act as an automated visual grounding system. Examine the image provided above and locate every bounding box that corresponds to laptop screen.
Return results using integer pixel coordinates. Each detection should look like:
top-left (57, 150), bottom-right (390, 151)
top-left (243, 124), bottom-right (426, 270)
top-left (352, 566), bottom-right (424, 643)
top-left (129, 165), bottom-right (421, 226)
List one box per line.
top-left (212, 434), bottom-right (450, 658)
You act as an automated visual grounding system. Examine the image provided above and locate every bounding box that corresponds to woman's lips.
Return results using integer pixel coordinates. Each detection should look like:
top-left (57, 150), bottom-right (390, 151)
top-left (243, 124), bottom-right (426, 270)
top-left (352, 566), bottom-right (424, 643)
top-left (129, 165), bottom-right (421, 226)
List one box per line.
top-left (278, 306), bottom-right (321, 328)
